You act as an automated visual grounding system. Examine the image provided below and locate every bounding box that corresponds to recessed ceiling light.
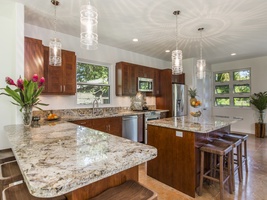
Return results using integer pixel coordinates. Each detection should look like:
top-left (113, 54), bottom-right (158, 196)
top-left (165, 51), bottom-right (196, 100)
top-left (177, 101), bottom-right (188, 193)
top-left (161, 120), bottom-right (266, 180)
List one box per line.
top-left (231, 53), bottom-right (236, 56)
top-left (132, 38), bottom-right (138, 42)
top-left (165, 50), bottom-right (170, 53)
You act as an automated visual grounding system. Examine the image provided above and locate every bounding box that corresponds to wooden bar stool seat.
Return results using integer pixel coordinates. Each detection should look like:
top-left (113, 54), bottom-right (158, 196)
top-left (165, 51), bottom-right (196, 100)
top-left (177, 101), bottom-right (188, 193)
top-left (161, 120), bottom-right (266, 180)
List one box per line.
top-left (199, 139), bottom-right (233, 200)
top-left (2, 181), bottom-right (67, 200)
top-left (89, 180), bottom-right (158, 200)
top-left (0, 149), bottom-right (15, 164)
top-left (0, 160), bottom-right (23, 197)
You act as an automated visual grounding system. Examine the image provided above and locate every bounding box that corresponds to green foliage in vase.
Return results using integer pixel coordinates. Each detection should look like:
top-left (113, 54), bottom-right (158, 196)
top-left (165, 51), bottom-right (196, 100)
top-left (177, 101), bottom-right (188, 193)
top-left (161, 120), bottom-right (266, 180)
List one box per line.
top-left (250, 91), bottom-right (267, 123)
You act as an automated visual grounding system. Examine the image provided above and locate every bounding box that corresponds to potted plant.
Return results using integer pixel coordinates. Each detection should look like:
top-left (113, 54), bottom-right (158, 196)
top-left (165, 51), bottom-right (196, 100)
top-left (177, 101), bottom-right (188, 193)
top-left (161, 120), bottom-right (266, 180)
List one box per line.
top-left (250, 91), bottom-right (267, 138)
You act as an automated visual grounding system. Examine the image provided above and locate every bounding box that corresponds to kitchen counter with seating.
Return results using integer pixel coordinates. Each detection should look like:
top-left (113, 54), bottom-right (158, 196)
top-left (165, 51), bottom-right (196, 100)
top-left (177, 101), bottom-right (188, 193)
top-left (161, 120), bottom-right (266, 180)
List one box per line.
top-left (4, 123), bottom-right (157, 199)
top-left (146, 116), bottom-right (241, 198)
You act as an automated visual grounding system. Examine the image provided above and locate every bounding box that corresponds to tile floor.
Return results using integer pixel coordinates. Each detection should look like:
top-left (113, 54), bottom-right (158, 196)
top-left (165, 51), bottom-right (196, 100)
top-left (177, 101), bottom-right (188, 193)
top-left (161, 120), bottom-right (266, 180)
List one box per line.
top-left (139, 134), bottom-right (267, 200)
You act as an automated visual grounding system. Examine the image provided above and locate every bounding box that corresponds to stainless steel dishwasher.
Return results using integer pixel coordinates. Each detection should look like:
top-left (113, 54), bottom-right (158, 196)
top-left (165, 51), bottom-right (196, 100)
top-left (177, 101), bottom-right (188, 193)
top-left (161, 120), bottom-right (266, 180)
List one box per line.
top-left (122, 115), bottom-right (138, 142)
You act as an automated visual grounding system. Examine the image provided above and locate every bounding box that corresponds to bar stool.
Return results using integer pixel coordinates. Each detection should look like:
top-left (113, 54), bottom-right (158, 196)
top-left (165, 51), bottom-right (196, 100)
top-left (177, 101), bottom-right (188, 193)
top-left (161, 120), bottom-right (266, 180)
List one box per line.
top-left (224, 133), bottom-right (248, 175)
top-left (88, 180), bottom-right (158, 200)
top-left (0, 149), bottom-right (15, 164)
top-left (0, 160), bottom-right (23, 198)
top-left (2, 181), bottom-right (67, 200)
top-left (199, 139), bottom-right (233, 200)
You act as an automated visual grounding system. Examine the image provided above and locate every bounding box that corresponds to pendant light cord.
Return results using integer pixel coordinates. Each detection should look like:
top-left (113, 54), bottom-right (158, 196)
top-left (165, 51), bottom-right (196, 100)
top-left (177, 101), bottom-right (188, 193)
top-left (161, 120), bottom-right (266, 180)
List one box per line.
top-left (54, 2), bottom-right (57, 36)
top-left (175, 13), bottom-right (178, 51)
top-left (198, 27), bottom-right (204, 60)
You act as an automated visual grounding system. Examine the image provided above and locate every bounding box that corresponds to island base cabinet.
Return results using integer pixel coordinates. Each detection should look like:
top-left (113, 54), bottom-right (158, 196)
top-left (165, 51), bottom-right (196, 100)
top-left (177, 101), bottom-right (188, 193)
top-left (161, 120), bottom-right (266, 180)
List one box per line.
top-left (66, 166), bottom-right (138, 200)
top-left (147, 125), bottom-right (196, 198)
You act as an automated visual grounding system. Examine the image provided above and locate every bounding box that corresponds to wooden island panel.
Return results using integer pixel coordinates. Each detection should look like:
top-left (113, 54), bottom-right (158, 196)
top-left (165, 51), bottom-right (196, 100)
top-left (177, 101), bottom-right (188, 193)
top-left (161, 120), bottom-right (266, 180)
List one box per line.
top-left (147, 125), bottom-right (196, 197)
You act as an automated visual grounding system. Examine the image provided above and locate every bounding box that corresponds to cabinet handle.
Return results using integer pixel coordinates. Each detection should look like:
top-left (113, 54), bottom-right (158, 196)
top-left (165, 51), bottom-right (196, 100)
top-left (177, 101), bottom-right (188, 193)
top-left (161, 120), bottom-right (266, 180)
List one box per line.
top-left (63, 85), bottom-right (65, 92)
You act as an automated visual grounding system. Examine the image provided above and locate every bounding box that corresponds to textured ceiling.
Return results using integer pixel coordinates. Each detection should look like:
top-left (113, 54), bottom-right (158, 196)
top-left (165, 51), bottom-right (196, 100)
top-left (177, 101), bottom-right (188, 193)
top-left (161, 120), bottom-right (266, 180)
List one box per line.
top-left (9, 0), bottom-right (267, 64)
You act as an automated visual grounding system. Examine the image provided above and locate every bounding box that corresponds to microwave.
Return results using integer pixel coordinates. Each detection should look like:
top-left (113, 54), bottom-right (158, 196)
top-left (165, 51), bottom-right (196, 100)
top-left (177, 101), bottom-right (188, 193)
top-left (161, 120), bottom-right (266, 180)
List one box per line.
top-left (138, 77), bottom-right (153, 92)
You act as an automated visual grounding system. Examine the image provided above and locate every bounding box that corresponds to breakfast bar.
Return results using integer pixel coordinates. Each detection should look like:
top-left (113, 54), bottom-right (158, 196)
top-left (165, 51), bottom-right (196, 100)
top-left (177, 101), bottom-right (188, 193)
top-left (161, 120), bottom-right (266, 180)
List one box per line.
top-left (147, 116), bottom-right (240, 198)
top-left (4, 123), bottom-right (157, 199)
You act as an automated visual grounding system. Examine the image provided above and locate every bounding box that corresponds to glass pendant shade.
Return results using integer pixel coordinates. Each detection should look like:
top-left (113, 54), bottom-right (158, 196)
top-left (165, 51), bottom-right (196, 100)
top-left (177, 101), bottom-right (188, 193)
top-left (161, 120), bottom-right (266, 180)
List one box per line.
top-left (196, 27), bottom-right (206, 79)
top-left (172, 49), bottom-right (183, 75)
top-left (80, 4), bottom-right (98, 50)
top-left (196, 59), bottom-right (206, 79)
top-left (172, 10), bottom-right (183, 75)
top-left (49, 38), bottom-right (62, 66)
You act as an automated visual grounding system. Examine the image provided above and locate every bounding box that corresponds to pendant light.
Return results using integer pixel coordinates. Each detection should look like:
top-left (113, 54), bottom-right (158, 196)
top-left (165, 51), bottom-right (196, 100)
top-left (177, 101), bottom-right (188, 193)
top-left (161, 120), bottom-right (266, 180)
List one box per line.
top-left (80, 0), bottom-right (98, 50)
top-left (49, 0), bottom-right (62, 66)
top-left (172, 10), bottom-right (183, 75)
top-left (196, 28), bottom-right (206, 79)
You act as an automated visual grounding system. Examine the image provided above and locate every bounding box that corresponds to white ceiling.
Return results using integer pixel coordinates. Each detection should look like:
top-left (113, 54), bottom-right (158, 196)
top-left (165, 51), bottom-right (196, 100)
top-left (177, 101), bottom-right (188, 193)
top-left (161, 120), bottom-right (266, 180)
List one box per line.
top-left (9, 0), bottom-right (267, 64)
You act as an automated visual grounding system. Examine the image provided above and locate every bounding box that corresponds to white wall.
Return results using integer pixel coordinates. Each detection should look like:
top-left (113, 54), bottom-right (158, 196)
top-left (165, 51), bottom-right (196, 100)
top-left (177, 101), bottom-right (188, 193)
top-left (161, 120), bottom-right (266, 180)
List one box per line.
top-left (211, 56), bottom-right (267, 134)
top-left (0, 2), bottom-right (24, 149)
top-left (25, 24), bottom-right (171, 110)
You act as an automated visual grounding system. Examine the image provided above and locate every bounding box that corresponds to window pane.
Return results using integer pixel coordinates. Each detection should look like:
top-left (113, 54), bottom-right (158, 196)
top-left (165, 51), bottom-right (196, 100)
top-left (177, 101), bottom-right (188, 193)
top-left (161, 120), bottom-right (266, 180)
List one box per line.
top-left (233, 70), bottom-right (250, 81)
top-left (234, 84), bottom-right (250, 93)
top-left (215, 97), bottom-right (230, 106)
top-left (215, 85), bottom-right (229, 94)
top-left (77, 63), bottom-right (109, 84)
top-left (215, 72), bottom-right (230, 82)
top-left (233, 97), bottom-right (250, 107)
top-left (77, 85), bottom-right (110, 104)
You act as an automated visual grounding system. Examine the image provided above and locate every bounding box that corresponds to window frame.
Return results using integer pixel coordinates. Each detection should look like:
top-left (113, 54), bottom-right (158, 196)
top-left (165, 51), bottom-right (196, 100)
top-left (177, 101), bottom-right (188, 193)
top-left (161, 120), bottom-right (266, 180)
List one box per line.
top-left (213, 68), bottom-right (251, 107)
top-left (76, 60), bottom-right (111, 105)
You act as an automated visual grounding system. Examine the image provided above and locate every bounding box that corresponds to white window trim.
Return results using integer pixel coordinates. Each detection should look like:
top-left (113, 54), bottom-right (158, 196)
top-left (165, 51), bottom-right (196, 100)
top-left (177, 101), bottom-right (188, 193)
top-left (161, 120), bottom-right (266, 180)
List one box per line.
top-left (213, 68), bottom-right (251, 107)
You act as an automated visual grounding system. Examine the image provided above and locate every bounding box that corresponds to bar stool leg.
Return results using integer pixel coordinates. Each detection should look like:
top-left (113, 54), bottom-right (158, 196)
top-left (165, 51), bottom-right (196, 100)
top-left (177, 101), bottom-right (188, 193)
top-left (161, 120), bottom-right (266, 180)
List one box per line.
top-left (228, 151), bottom-right (233, 194)
top-left (199, 151), bottom-right (204, 196)
top-left (244, 140), bottom-right (248, 172)
top-left (230, 150), bottom-right (235, 192)
top-left (219, 155), bottom-right (224, 200)
top-left (237, 145), bottom-right (242, 182)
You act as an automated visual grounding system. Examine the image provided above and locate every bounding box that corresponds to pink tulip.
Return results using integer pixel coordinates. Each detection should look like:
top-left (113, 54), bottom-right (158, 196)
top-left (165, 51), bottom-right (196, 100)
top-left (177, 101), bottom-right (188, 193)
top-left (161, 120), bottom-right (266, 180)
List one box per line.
top-left (17, 77), bottom-right (24, 90)
top-left (5, 77), bottom-right (17, 86)
top-left (32, 74), bottom-right (38, 82)
top-left (38, 77), bottom-right (45, 87)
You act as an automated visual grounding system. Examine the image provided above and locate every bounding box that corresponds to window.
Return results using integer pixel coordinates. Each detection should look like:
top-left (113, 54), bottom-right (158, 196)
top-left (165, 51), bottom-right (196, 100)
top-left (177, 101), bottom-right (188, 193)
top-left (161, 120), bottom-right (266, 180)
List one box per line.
top-left (213, 69), bottom-right (251, 107)
top-left (77, 62), bottom-right (110, 104)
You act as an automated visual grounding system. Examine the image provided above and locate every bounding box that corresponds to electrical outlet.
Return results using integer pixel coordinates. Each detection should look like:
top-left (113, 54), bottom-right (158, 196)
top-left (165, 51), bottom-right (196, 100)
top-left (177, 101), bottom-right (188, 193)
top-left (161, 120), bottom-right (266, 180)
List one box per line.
top-left (176, 131), bottom-right (183, 137)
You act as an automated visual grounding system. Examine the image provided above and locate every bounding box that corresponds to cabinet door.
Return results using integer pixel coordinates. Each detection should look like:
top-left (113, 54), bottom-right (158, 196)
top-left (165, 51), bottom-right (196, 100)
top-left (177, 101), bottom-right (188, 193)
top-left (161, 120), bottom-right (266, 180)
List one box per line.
top-left (109, 117), bottom-right (122, 137)
top-left (24, 37), bottom-right (44, 81)
top-left (71, 120), bottom-right (93, 128)
top-left (91, 118), bottom-right (109, 133)
top-left (62, 50), bottom-right (76, 94)
top-left (172, 73), bottom-right (185, 84)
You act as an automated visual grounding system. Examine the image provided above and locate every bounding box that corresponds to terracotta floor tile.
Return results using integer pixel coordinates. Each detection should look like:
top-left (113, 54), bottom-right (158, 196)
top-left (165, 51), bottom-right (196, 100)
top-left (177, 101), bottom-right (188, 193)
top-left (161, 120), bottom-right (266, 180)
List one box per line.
top-left (139, 134), bottom-right (267, 200)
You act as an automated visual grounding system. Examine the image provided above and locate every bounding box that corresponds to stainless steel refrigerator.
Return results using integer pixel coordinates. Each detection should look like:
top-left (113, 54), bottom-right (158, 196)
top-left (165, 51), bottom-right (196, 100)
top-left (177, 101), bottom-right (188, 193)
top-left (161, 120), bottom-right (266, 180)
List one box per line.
top-left (172, 84), bottom-right (188, 117)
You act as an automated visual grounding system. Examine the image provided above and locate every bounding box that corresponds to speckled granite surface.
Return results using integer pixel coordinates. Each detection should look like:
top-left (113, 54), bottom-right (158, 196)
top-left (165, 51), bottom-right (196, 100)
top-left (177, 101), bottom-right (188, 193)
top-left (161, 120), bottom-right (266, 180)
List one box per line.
top-left (147, 116), bottom-right (240, 133)
top-left (4, 123), bottom-right (157, 198)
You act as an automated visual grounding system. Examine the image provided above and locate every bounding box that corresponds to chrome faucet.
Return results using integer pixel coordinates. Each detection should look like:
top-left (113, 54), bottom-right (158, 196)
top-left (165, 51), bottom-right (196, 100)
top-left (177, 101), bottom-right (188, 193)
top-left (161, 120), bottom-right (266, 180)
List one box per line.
top-left (92, 99), bottom-right (99, 116)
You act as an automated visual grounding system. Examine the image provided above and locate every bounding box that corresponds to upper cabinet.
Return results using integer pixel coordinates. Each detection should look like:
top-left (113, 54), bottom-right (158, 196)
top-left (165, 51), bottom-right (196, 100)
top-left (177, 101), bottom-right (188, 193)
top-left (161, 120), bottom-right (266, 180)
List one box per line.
top-left (24, 37), bottom-right (76, 95)
top-left (43, 47), bottom-right (76, 95)
top-left (24, 37), bottom-right (44, 80)
top-left (115, 62), bottom-right (160, 96)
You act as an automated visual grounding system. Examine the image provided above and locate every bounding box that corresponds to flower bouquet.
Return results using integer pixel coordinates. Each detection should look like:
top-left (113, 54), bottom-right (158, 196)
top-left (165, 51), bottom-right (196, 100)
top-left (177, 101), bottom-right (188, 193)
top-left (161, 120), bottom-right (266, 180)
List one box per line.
top-left (0, 74), bottom-right (48, 126)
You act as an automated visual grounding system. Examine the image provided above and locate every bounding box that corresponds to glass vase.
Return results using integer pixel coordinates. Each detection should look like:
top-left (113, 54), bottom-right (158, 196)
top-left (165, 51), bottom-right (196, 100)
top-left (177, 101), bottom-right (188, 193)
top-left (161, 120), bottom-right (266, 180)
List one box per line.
top-left (22, 105), bottom-right (33, 127)
top-left (258, 111), bottom-right (265, 124)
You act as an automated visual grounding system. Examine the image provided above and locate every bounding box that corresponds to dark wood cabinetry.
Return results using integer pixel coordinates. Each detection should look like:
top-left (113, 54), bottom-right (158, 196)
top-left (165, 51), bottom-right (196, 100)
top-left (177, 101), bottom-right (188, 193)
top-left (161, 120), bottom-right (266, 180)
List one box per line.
top-left (115, 62), bottom-right (160, 96)
top-left (71, 116), bottom-right (122, 137)
top-left (137, 114), bottom-right (144, 142)
top-left (43, 47), bottom-right (76, 95)
top-left (24, 37), bottom-right (76, 95)
top-left (24, 37), bottom-right (44, 81)
top-left (156, 69), bottom-right (185, 117)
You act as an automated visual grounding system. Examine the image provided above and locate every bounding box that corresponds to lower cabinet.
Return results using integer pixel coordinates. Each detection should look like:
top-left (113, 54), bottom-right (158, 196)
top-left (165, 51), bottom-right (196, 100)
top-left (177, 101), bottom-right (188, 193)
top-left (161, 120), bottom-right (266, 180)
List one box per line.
top-left (71, 116), bottom-right (122, 137)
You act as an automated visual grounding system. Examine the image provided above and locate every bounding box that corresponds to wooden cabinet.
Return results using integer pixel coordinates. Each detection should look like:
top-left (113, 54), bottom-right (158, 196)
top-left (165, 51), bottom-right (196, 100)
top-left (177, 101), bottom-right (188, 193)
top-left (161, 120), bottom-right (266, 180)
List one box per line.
top-left (156, 69), bottom-right (185, 117)
top-left (71, 116), bottom-right (122, 137)
top-left (115, 62), bottom-right (160, 96)
top-left (24, 37), bottom-right (44, 80)
top-left (43, 47), bottom-right (76, 95)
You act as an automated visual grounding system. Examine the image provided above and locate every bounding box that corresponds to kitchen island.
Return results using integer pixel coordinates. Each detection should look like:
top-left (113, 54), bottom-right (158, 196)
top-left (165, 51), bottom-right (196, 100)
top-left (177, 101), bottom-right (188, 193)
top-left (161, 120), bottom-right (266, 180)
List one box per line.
top-left (147, 116), bottom-right (240, 198)
top-left (4, 123), bottom-right (157, 199)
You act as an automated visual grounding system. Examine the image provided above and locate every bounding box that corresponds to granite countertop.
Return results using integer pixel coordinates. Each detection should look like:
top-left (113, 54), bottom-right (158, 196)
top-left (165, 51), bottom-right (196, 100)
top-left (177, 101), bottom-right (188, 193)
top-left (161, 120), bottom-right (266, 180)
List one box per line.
top-left (39, 109), bottom-right (169, 126)
top-left (147, 116), bottom-right (241, 133)
top-left (4, 123), bottom-right (157, 198)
